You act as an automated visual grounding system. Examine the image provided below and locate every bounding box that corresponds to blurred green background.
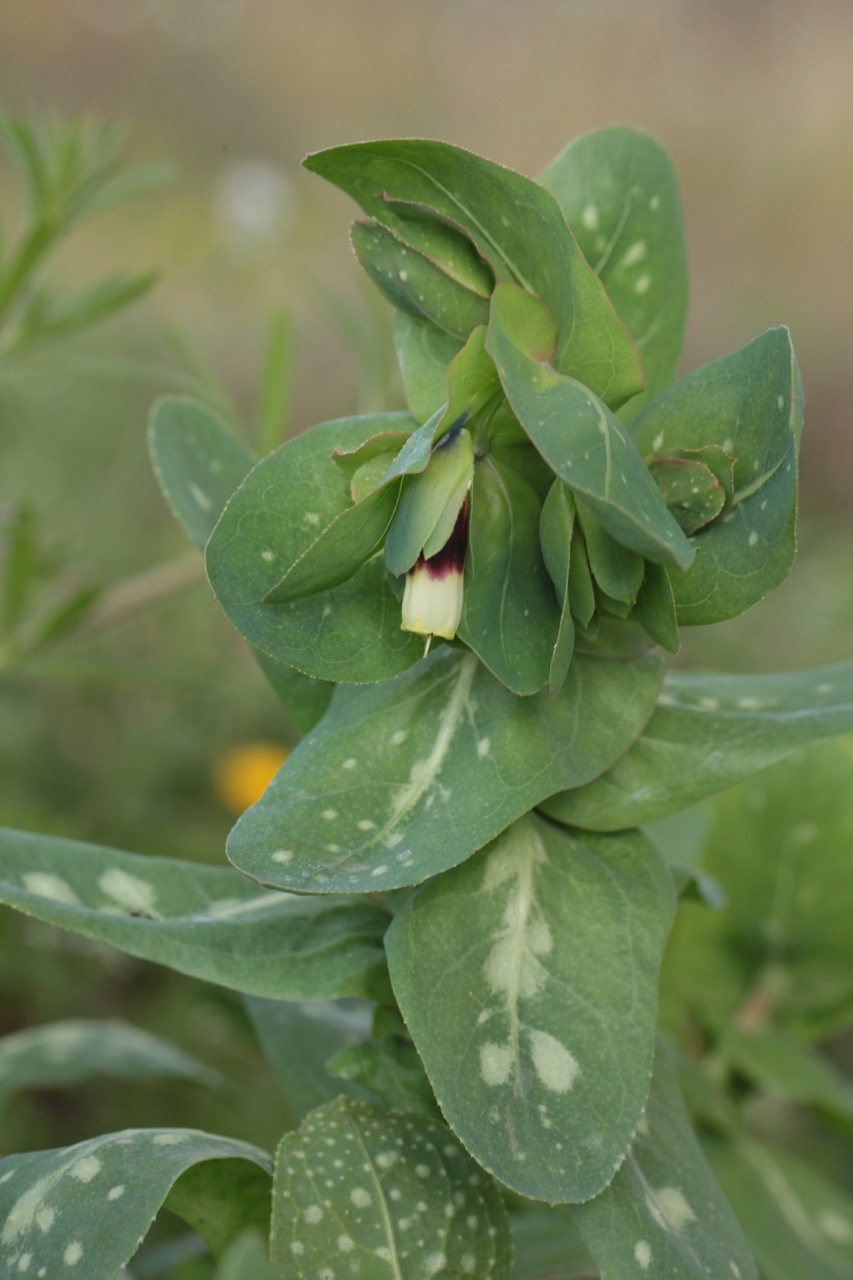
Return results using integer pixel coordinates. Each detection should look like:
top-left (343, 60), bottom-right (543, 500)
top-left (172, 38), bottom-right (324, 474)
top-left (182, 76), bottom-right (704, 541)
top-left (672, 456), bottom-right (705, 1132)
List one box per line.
top-left (1, 0), bottom-right (852, 1169)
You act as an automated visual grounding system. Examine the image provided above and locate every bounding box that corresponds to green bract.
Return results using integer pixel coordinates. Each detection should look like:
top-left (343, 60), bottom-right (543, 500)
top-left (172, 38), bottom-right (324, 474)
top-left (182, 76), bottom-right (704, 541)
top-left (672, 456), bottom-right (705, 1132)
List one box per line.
top-left (4, 123), bottom-right (844, 1280)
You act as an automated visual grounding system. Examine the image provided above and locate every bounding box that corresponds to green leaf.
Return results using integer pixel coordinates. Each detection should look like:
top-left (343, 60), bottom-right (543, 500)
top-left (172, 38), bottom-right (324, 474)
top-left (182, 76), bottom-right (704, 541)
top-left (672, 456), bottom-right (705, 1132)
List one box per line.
top-left (544, 660), bottom-right (853, 830)
top-left (205, 412), bottom-right (425, 683)
top-left (327, 1035), bottom-right (440, 1118)
top-left (634, 560), bottom-right (679, 653)
top-left (216, 1228), bottom-right (277, 1280)
top-left (719, 1026), bottom-right (853, 1121)
top-left (257, 310), bottom-right (294, 454)
top-left (384, 423), bottom-right (473, 575)
top-left (352, 218), bottom-right (491, 339)
top-left (166, 1156), bottom-right (272, 1261)
top-left (459, 451), bottom-right (561, 695)
top-left (695, 737), bottom-right (853, 1021)
top-left (0, 1019), bottom-right (219, 1110)
top-left (148, 395), bottom-right (333, 731)
top-left (226, 648), bottom-right (662, 894)
top-left (385, 814), bottom-right (674, 1202)
top-left (305, 137), bottom-right (643, 407)
top-left (576, 499), bottom-right (645, 603)
top-left (486, 284), bottom-right (694, 569)
top-left (243, 997), bottom-right (374, 1121)
top-left (539, 480), bottom-right (577, 696)
top-left (266, 480), bottom-right (402, 602)
top-left (539, 126), bottom-right (689, 417)
top-left (705, 1136), bottom-right (853, 1280)
top-left (0, 1128), bottom-right (271, 1280)
top-left (569, 1044), bottom-right (758, 1279)
top-left (148, 395), bottom-right (255, 552)
top-left (631, 327), bottom-right (804, 623)
top-left (271, 1096), bottom-right (511, 1278)
top-left (649, 456), bottom-right (726, 534)
top-left (0, 828), bottom-right (392, 1000)
top-left (394, 312), bottom-right (463, 423)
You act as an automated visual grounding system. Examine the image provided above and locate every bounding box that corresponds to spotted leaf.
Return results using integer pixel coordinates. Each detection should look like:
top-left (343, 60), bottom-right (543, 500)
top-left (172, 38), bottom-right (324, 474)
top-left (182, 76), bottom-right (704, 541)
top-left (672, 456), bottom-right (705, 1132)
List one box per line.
top-left (306, 138), bottom-right (643, 408)
top-left (544, 659), bottom-right (853, 830)
top-left (539, 126), bottom-right (688, 419)
top-left (205, 412), bottom-right (424, 684)
top-left (0, 828), bottom-right (391, 1001)
top-left (271, 1096), bottom-right (511, 1279)
top-left (631, 327), bottom-right (804, 624)
top-left (147, 394), bottom-right (333, 733)
top-left (226, 648), bottom-right (662, 894)
top-left (0, 1129), bottom-right (272, 1280)
top-left (385, 814), bottom-right (675, 1202)
top-left (569, 1044), bottom-right (758, 1279)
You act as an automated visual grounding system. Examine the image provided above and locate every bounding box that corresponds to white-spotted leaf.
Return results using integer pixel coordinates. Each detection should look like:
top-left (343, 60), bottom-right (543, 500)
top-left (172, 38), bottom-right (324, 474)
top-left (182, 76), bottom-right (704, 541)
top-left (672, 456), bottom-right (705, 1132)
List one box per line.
top-left (631, 327), bottom-right (804, 624)
top-left (305, 138), bottom-right (643, 407)
top-left (545, 660), bottom-right (853, 830)
top-left (539, 126), bottom-right (688, 419)
top-left (205, 412), bottom-right (425, 684)
top-left (569, 1044), bottom-right (758, 1279)
top-left (486, 284), bottom-right (694, 570)
top-left (226, 648), bottom-right (663, 894)
top-left (0, 1129), bottom-right (272, 1280)
top-left (271, 1096), bottom-right (511, 1278)
top-left (0, 828), bottom-right (391, 1001)
top-left (385, 814), bottom-right (676, 1202)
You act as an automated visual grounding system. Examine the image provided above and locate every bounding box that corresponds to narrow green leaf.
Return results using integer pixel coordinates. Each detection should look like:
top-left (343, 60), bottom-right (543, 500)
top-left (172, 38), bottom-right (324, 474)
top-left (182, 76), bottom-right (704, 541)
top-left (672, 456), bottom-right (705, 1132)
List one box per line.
top-left (305, 137), bottom-right (643, 407)
top-left (352, 218), bottom-right (490, 339)
top-left (0, 1019), bottom-right (219, 1109)
top-left (205, 412), bottom-right (425, 683)
top-left (386, 814), bottom-right (675, 1202)
top-left (265, 480), bottom-right (401, 602)
top-left (257, 310), bottom-right (294, 454)
top-left (394, 312), bottom-right (463, 423)
top-left (705, 1136), bottom-right (853, 1280)
top-left (0, 1129), bottom-right (272, 1280)
top-left (539, 480), bottom-right (577, 696)
top-left (539, 126), bottom-right (689, 417)
top-left (1, 503), bottom-right (38, 633)
top-left (634, 560), bottom-right (679, 653)
top-left (226, 648), bottom-right (662, 894)
top-left (271, 1097), bottom-right (511, 1278)
top-left (486, 284), bottom-right (694, 569)
top-left (0, 828), bottom-right (392, 1000)
top-left (631, 327), bottom-right (804, 623)
top-left (569, 1044), bottom-right (758, 1279)
top-left (459, 451), bottom-right (561, 695)
top-left (576, 499), bottom-right (645, 603)
top-left (544, 660), bottom-right (853, 830)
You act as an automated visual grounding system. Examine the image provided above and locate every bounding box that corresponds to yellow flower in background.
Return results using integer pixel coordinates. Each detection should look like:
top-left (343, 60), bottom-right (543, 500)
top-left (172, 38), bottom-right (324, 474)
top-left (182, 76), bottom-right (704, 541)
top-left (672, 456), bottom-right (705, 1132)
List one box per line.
top-left (214, 742), bottom-right (290, 814)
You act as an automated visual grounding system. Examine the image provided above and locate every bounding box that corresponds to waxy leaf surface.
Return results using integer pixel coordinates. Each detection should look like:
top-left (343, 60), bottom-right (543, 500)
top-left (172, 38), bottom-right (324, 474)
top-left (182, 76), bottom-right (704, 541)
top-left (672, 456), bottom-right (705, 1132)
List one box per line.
top-left (631, 327), bottom-right (804, 623)
top-left (545, 659), bottom-right (853, 830)
top-left (205, 413), bottom-right (425, 683)
top-left (227, 649), bottom-right (662, 894)
top-left (539, 126), bottom-right (688, 417)
top-left (0, 1129), bottom-right (272, 1280)
top-left (395, 313), bottom-right (462, 423)
top-left (487, 284), bottom-right (693, 569)
top-left (0, 828), bottom-right (391, 1000)
top-left (271, 1096), bottom-right (511, 1279)
top-left (306, 138), bottom-right (643, 406)
top-left (570, 1045), bottom-right (758, 1279)
top-left (385, 814), bottom-right (675, 1202)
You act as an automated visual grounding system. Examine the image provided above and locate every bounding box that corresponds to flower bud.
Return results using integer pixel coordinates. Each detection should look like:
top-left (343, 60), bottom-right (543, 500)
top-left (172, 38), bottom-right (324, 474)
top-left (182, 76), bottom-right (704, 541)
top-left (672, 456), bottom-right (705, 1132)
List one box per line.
top-left (401, 498), bottom-right (469, 641)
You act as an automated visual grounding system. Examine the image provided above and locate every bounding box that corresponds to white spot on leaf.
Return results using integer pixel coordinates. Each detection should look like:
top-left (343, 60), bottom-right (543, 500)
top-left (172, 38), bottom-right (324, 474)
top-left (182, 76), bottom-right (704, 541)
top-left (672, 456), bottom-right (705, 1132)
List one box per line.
top-left (634, 1239), bottom-right (652, 1269)
top-left (99, 869), bottom-right (159, 916)
top-left (21, 874), bottom-right (80, 906)
top-left (529, 1029), bottom-right (579, 1093)
top-left (480, 1042), bottom-right (513, 1087)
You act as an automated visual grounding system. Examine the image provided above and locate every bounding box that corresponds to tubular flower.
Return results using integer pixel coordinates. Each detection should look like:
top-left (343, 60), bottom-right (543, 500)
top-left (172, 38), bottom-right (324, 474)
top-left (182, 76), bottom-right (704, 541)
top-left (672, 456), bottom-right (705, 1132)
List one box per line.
top-left (401, 497), bottom-right (470, 641)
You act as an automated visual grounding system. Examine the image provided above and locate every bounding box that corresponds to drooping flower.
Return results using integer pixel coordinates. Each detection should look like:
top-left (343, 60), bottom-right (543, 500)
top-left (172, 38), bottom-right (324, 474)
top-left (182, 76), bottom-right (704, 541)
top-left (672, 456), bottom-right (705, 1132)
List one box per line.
top-left (401, 496), bottom-right (470, 641)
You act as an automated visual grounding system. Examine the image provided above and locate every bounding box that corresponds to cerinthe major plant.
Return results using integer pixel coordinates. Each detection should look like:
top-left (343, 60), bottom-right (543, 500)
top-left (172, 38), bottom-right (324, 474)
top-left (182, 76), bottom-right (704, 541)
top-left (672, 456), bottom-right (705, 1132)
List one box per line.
top-left (3, 126), bottom-right (853, 1280)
